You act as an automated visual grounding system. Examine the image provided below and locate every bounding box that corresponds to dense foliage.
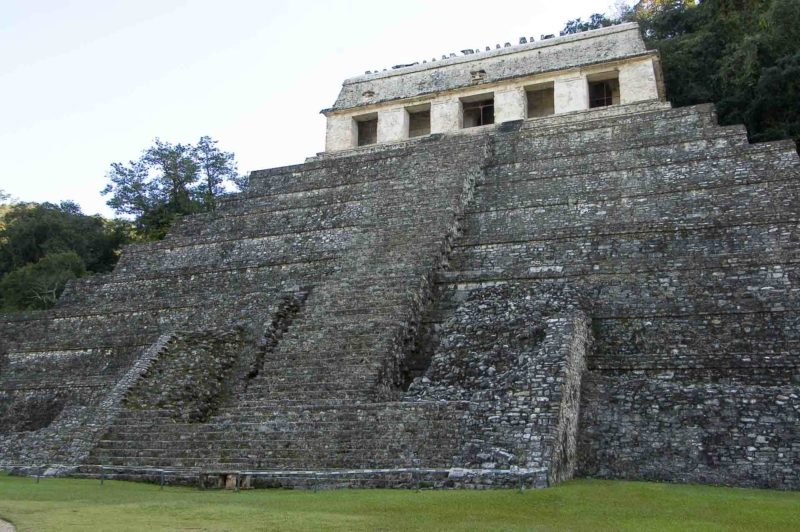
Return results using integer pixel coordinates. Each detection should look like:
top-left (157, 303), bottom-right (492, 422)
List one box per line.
top-left (0, 201), bottom-right (133, 311)
top-left (0, 136), bottom-right (243, 312)
top-left (562, 0), bottom-right (800, 148)
top-left (102, 136), bottom-right (244, 240)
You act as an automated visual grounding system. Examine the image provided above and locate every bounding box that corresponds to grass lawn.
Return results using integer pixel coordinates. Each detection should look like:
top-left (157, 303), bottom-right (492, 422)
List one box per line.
top-left (0, 473), bottom-right (798, 531)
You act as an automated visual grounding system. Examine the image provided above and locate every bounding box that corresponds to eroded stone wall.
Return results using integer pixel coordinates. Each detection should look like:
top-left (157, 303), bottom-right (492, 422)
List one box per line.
top-left (407, 283), bottom-right (591, 483)
top-left (1, 99), bottom-right (798, 490)
top-left (426, 101), bottom-right (800, 489)
top-left (124, 329), bottom-right (249, 423)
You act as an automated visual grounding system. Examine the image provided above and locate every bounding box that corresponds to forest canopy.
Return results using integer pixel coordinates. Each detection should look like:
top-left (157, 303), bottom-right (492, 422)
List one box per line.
top-left (0, 201), bottom-right (133, 311)
top-left (562, 0), bottom-right (800, 148)
top-left (0, 136), bottom-right (243, 311)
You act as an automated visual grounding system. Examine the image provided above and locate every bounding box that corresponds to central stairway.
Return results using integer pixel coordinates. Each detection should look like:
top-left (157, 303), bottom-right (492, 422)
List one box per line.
top-left (26, 100), bottom-right (798, 489)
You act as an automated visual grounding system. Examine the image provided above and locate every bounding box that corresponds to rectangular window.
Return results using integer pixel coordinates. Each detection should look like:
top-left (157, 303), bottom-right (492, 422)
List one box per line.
top-left (462, 96), bottom-right (494, 128)
top-left (588, 76), bottom-right (620, 108)
top-left (407, 106), bottom-right (431, 138)
top-left (526, 84), bottom-right (555, 118)
top-left (356, 115), bottom-right (378, 146)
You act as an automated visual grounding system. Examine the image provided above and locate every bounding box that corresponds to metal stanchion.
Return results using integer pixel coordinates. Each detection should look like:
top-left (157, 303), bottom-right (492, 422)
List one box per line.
top-left (159, 469), bottom-right (165, 490)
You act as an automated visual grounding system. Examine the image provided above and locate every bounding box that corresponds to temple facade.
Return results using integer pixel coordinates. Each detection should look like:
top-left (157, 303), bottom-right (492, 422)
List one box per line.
top-left (323, 23), bottom-right (663, 151)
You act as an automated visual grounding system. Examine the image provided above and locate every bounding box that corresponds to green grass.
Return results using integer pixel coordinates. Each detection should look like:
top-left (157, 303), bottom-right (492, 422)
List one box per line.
top-left (0, 473), bottom-right (797, 531)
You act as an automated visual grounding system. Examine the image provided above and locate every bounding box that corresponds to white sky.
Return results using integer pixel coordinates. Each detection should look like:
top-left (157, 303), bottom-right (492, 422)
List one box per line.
top-left (0, 0), bottom-right (630, 216)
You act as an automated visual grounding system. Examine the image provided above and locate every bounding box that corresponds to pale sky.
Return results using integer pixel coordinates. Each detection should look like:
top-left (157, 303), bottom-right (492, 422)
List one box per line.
top-left (0, 0), bottom-right (630, 216)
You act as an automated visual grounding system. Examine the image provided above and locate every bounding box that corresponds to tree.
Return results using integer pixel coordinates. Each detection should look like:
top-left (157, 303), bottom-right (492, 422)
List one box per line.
top-left (0, 189), bottom-right (12, 230)
top-left (0, 202), bottom-right (133, 311)
top-left (0, 201), bottom-right (130, 278)
top-left (194, 136), bottom-right (240, 210)
top-left (561, 13), bottom-right (614, 35)
top-left (606, 0), bottom-right (800, 149)
top-left (0, 251), bottom-right (85, 311)
top-left (102, 136), bottom-right (242, 239)
top-left (745, 52), bottom-right (800, 143)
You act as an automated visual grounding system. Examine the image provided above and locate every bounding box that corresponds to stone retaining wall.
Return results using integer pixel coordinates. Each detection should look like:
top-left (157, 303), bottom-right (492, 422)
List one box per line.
top-left (1, 101), bottom-right (798, 489)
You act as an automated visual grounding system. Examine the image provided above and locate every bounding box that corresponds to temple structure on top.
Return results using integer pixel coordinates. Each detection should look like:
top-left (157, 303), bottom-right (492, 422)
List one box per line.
top-left (322, 23), bottom-right (663, 151)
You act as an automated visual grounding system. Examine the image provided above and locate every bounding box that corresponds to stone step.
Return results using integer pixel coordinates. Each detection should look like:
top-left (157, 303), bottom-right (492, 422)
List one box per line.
top-left (437, 263), bottom-right (800, 316)
top-left (89, 457), bottom-right (457, 470)
top-left (449, 222), bottom-right (800, 278)
top-left (247, 102), bottom-right (679, 195)
top-left (94, 432), bottom-right (463, 448)
top-left (51, 264), bottom-right (319, 311)
top-left (169, 183), bottom-right (466, 240)
top-left (475, 143), bottom-right (799, 211)
top-left (484, 129), bottom-right (749, 186)
top-left (491, 112), bottom-right (725, 164)
top-left (114, 229), bottom-right (357, 275)
top-left (459, 180), bottom-right (800, 246)
top-left (593, 312), bottom-right (800, 357)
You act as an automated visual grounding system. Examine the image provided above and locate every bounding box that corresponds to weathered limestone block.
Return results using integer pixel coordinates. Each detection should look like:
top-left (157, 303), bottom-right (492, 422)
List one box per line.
top-left (554, 74), bottom-right (588, 113)
top-left (325, 114), bottom-right (356, 152)
top-left (431, 99), bottom-right (461, 133)
top-left (619, 58), bottom-right (660, 104)
top-left (124, 329), bottom-right (249, 423)
top-left (578, 375), bottom-right (800, 489)
top-left (377, 107), bottom-right (409, 143)
top-left (407, 284), bottom-right (591, 483)
top-left (494, 87), bottom-right (527, 123)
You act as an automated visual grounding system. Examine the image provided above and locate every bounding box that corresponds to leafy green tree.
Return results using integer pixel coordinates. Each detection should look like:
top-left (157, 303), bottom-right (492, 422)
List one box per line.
top-left (745, 52), bottom-right (800, 143)
top-left (0, 201), bottom-right (130, 277)
top-left (102, 136), bottom-right (242, 239)
top-left (568, 0), bottom-right (799, 149)
top-left (0, 202), bottom-right (132, 311)
top-left (0, 251), bottom-right (85, 311)
top-left (560, 13), bottom-right (615, 35)
top-left (194, 136), bottom-right (241, 211)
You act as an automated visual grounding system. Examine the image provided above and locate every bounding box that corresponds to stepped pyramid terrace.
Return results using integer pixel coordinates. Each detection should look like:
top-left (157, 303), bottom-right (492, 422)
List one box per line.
top-left (1, 23), bottom-right (798, 489)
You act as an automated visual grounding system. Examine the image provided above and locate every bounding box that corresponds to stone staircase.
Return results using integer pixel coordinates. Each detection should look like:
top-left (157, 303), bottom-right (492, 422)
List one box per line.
top-left (89, 401), bottom-right (468, 472)
top-left (77, 133), bottom-right (489, 478)
top-left (4, 100), bottom-right (798, 489)
top-left (423, 102), bottom-right (800, 488)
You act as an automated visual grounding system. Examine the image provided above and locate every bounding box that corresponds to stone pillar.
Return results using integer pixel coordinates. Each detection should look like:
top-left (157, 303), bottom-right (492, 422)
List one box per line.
top-left (431, 99), bottom-right (462, 134)
top-left (554, 75), bottom-right (588, 114)
top-left (619, 59), bottom-right (659, 104)
top-left (377, 107), bottom-right (409, 143)
top-left (325, 115), bottom-right (357, 152)
top-left (494, 87), bottom-right (527, 123)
